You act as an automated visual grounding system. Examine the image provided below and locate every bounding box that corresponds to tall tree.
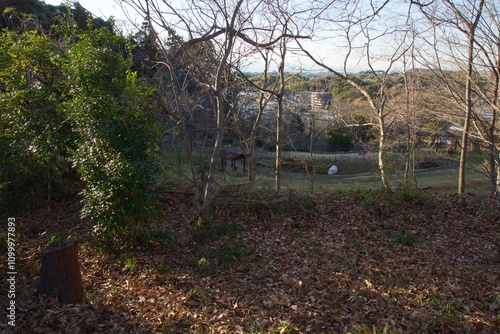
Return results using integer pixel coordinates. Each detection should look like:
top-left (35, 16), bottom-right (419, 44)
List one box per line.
top-left (1, 7), bottom-right (161, 248)
top-left (123, 0), bottom-right (248, 223)
top-left (413, 0), bottom-right (485, 194)
top-left (299, 0), bottom-right (411, 188)
top-left (446, 0), bottom-right (484, 194)
top-left (122, 0), bottom-right (313, 220)
top-left (232, 51), bottom-right (277, 183)
top-left (469, 1), bottom-right (500, 194)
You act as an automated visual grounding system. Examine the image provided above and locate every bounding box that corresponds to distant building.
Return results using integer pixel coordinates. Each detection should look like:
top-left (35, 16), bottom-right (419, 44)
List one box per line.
top-left (310, 92), bottom-right (332, 111)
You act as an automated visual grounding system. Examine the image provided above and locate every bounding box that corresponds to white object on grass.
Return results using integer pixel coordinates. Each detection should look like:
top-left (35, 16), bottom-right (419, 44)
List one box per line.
top-left (328, 165), bottom-right (338, 175)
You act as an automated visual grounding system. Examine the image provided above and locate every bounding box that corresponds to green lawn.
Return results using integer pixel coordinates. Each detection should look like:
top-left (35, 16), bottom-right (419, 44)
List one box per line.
top-left (163, 148), bottom-right (494, 195)
top-left (225, 163), bottom-right (492, 195)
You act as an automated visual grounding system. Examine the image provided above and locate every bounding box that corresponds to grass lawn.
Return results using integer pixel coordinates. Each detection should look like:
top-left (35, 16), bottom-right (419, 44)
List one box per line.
top-left (221, 152), bottom-right (492, 195)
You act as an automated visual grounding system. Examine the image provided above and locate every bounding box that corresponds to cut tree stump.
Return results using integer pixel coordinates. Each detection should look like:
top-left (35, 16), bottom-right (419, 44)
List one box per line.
top-left (36, 240), bottom-right (85, 304)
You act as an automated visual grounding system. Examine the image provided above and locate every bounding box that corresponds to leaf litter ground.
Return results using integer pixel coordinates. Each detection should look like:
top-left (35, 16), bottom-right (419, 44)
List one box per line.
top-left (1, 190), bottom-right (499, 333)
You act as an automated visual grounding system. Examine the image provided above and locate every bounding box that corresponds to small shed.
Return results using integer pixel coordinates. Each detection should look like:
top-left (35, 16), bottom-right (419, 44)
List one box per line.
top-left (219, 149), bottom-right (246, 173)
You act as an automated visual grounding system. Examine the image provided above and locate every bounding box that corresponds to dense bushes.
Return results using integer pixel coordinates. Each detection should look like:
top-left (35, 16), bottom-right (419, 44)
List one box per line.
top-left (0, 29), bottom-right (74, 208)
top-left (63, 26), bottom-right (161, 248)
top-left (0, 16), bottom-right (161, 248)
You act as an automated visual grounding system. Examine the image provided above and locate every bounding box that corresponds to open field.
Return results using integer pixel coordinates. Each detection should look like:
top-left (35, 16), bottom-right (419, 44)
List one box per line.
top-left (214, 149), bottom-right (492, 195)
top-left (276, 169), bottom-right (493, 195)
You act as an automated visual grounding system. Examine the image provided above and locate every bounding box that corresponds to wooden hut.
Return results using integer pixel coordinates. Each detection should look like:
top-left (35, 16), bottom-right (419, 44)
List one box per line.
top-left (219, 149), bottom-right (246, 173)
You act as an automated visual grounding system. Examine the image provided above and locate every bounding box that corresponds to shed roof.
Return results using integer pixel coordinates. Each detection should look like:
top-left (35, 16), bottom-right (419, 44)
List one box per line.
top-left (219, 149), bottom-right (245, 160)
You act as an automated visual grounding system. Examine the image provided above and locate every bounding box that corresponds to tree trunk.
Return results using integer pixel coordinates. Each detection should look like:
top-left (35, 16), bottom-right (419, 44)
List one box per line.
top-left (489, 49), bottom-right (499, 195)
top-left (378, 112), bottom-right (389, 189)
top-left (247, 142), bottom-right (257, 183)
top-left (37, 240), bottom-right (85, 304)
top-left (455, 0), bottom-right (484, 194)
top-left (497, 161), bottom-right (500, 195)
top-left (458, 109), bottom-right (471, 194)
top-left (197, 0), bottom-right (244, 225)
top-left (308, 117), bottom-right (316, 194)
top-left (275, 97), bottom-right (283, 192)
top-left (275, 37), bottom-right (287, 192)
top-left (199, 95), bottom-right (225, 224)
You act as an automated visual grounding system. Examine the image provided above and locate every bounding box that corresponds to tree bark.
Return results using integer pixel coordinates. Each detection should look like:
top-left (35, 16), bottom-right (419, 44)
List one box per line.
top-left (247, 142), bottom-right (257, 183)
top-left (37, 240), bottom-right (85, 304)
top-left (497, 162), bottom-right (500, 195)
top-left (378, 111), bottom-right (389, 189)
top-left (275, 26), bottom-right (288, 193)
top-left (448, 0), bottom-right (485, 194)
top-left (275, 97), bottom-right (283, 192)
top-left (198, 0), bottom-right (244, 224)
top-left (199, 97), bottom-right (225, 223)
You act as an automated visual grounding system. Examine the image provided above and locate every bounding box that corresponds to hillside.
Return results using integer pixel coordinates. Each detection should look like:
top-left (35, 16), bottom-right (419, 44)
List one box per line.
top-left (1, 189), bottom-right (499, 333)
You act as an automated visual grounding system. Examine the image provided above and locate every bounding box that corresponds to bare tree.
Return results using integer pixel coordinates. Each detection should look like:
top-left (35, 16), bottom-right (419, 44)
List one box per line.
top-left (267, 0), bottom-right (315, 192)
top-left (226, 0), bottom-right (315, 191)
top-left (121, 0), bottom-right (313, 221)
top-left (413, 0), bottom-right (486, 194)
top-left (274, 23), bottom-right (287, 192)
top-left (299, 0), bottom-right (411, 188)
top-left (445, 0), bottom-right (484, 194)
top-left (398, 19), bottom-right (420, 184)
top-left (232, 50), bottom-right (277, 183)
top-left (121, 0), bottom-right (247, 223)
top-left (470, 1), bottom-right (500, 193)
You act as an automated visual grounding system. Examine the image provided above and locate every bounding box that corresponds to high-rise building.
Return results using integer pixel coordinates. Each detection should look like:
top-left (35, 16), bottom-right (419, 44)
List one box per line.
top-left (310, 92), bottom-right (332, 111)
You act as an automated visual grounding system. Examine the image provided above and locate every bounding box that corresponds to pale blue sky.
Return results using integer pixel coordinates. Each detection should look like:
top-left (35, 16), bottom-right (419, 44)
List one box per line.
top-left (44, 0), bottom-right (125, 19)
top-left (40, 1), bottom-right (428, 73)
top-left (43, 0), bottom-right (139, 31)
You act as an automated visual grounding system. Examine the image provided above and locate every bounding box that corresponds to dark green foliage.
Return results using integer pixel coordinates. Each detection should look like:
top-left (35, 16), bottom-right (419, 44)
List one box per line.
top-left (351, 183), bottom-right (435, 213)
top-left (332, 77), bottom-right (358, 100)
top-left (0, 29), bottom-right (75, 209)
top-left (350, 113), bottom-right (376, 143)
top-left (326, 114), bottom-right (375, 152)
top-left (62, 24), bottom-right (161, 249)
top-left (391, 229), bottom-right (419, 246)
top-left (314, 165), bottom-right (328, 175)
top-left (216, 240), bottom-right (255, 268)
top-left (1, 0), bottom-right (112, 32)
top-left (191, 221), bottom-right (245, 244)
top-left (326, 126), bottom-right (355, 152)
top-left (1, 12), bottom-right (162, 249)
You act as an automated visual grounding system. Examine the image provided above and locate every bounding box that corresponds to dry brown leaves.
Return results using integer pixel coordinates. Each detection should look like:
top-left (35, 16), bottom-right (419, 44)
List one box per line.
top-left (1, 190), bottom-right (499, 333)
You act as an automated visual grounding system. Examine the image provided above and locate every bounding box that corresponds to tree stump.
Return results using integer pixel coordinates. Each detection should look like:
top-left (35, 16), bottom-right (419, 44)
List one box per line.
top-left (36, 240), bottom-right (85, 304)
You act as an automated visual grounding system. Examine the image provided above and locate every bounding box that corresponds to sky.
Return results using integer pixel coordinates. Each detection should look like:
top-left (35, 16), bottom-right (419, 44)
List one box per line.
top-left (40, 1), bottom-right (429, 74)
top-left (42, 0), bottom-right (140, 32)
top-left (42, 0), bottom-right (315, 72)
top-left (43, 0), bottom-right (126, 19)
